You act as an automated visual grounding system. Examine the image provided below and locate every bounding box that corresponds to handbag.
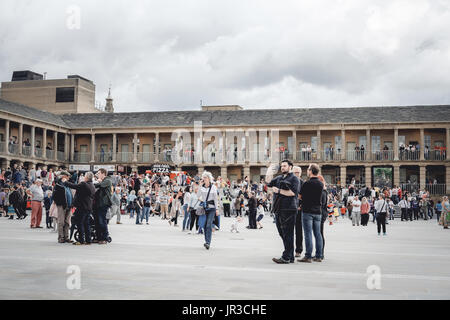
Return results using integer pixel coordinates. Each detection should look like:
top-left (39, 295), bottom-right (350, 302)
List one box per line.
top-left (197, 185), bottom-right (212, 216)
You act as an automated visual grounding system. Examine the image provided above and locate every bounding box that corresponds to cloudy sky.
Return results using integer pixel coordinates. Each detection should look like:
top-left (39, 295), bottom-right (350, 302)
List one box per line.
top-left (1, 0), bottom-right (450, 112)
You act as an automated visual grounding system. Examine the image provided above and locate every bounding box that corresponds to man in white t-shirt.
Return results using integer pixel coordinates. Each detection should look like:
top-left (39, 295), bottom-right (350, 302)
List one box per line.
top-left (352, 197), bottom-right (361, 226)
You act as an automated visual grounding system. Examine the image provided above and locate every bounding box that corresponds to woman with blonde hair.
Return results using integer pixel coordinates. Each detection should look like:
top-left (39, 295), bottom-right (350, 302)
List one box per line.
top-left (197, 171), bottom-right (219, 250)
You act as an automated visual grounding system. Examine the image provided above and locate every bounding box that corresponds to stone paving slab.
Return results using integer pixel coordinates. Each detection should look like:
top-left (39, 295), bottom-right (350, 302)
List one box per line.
top-left (0, 213), bottom-right (449, 299)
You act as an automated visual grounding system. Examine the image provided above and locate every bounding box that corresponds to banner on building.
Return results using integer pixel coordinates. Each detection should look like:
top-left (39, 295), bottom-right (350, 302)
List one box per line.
top-left (68, 164), bottom-right (91, 172)
top-left (93, 165), bottom-right (116, 172)
top-left (151, 164), bottom-right (171, 173)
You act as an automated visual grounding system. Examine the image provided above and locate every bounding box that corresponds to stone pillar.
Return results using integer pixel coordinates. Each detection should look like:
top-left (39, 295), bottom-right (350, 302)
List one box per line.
top-left (245, 131), bottom-right (250, 162)
top-left (155, 132), bottom-right (160, 162)
top-left (316, 129), bottom-right (321, 160)
top-left (42, 128), bottom-right (47, 159)
top-left (393, 164), bottom-right (400, 188)
top-left (90, 133), bottom-right (95, 163)
top-left (112, 133), bottom-right (117, 162)
top-left (18, 123), bottom-right (23, 155)
top-left (243, 165), bottom-right (250, 180)
top-left (340, 165), bottom-right (347, 188)
top-left (365, 165), bottom-right (372, 187)
top-left (341, 129), bottom-right (346, 160)
top-left (30, 126), bottom-right (35, 158)
top-left (446, 165), bottom-right (450, 194)
top-left (133, 133), bottom-right (138, 162)
top-left (54, 131), bottom-right (58, 160)
top-left (64, 133), bottom-right (69, 161)
top-left (220, 166), bottom-right (227, 180)
top-left (419, 165), bottom-right (426, 190)
top-left (447, 128), bottom-right (450, 161)
top-left (420, 128), bottom-right (425, 161)
top-left (4, 120), bottom-right (9, 154)
top-left (292, 130), bottom-right (297, 161)
top-left (70, 134), bottom-right (75, 162)
top-left (366, 129), bottom-right (371, 161)
top-left (394, 128), bottom-right (399, 161)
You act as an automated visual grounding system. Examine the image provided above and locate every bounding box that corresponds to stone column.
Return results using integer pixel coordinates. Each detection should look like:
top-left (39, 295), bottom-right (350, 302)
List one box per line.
top-left (155, 132), bottom-right (160, 162)
top-left (419, 165), bottom-right (426, 190)
top-left (366, 129), bottom-right (371, 161)
top-left (245, 130), bottom-right (250, 162)
top-left (90, 133), bottom-right (95, 163)
top-left (54, 131), bottom-right (58, 160)
top-left (133, 133), bottom-right (138, 162)
top-left (18, 123), bottom-right (23, 155)
top-left (292, 130), bottom-right (297, 161)
top-left (316, 129), bottom-right (321, 160)
top-left (70, 134), bottom-right (75, 162)
top-left (365, 165), bottom-right (372, 187)
top-left (112, 133), bottom-right (117, 162)
top-left (243, 165), bottom-right (250, 180)
top-left (42, 128), bottom-right (47, 159)
top-left (220, 166), bottom-right (227, 180)
top-left (394, 128), bottom-right (399, 161)
top-left (64, 133), bottom-right (69, 161)
top-left (30, 126), bottom-right (35, 158)
top-left (4, 120), bottom-right (9, 154)
top-left (420, 128), bottom-right (425, 161)
top-left (340, 165), bottom-right (347, 188)
top-left (446, 165), bottom-right (450, 195)
top-left (447, 128), bottom-right (450, 161)
top-left (393, 164), bottom-right (400, 188)
top-left (341, 129), bottom-right (346, 160)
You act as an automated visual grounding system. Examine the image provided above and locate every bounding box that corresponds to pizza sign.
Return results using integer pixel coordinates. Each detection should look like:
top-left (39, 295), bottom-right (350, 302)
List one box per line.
top-left (151, 164), bottom-right (170, 173)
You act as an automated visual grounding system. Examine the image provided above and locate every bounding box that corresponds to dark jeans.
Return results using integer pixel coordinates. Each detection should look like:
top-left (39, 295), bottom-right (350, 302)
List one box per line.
top-left (204, 208), bottom-right (216, 245)
top-left (361, 214), bottom-right (370, 226)
top-left (295, 210), bottom-right (303, 254)
top-left (248, 209), bottom-right (257, 229)
top-left (401, 208), bottom-right (407, 221)
top-left (74, 209), bottom-right (91, 243)
top-left (95, 206), bottom-right (109, 241)
top-left (320, 220), bottom-right (325, 259)
top-left (275, 210), bottom-right (296, 261)
top-left (376, 212), bottom-right (387, 234)
top-left (135, 207), bottom-right (141, 224)
top-left (13, 204), bottom-right (25, 218)
top-left (223, 203), bottom-right (231, 217)
top-left (302, 212), bottom-right (323, 259)
top-left (45, 209), bottom-right (52, 227)
top-left (189, 210), bottom-right (199, 231)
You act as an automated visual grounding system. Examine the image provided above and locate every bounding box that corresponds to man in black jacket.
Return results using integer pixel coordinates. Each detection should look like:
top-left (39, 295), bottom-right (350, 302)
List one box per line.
top-left (63, 172), bottom-right (96, 245)
top-left (266, 160), bottom-right (300, 264)
top-left (94, 168), bottom-right (113, 245)
top-left (298, 164), bottom-right (324, 263)
top-left (9, 185), bottom-right (26, 219)
top-left (246, 191), bottom-right (257, 229)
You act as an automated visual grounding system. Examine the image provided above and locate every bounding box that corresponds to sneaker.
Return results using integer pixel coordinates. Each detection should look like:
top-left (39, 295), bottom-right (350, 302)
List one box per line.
top-left (312, 258), bottom-right (322, 262)
top-left (116, 222), bottom-right (122, 224)
top-left (297, 257), bottom-right (312, 263)
top-left (383, 233), bottom-right (387, 236)
top-left (272, 257), bottom-right (290, 264)
top-left (73, 242), bottom-right (83, 246)
top-left (204, 243), bottom-right (210, 250)
top-left (98, 241), bottom-right (108, 244)
top-left (295, 252), bottom-right (302, 258)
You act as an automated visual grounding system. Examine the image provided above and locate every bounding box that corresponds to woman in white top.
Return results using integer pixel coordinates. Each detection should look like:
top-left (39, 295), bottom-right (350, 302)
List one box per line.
top-left (181, 186), bottom-right (192, 231)
top-left (197, 171), bottom-right (218, 250)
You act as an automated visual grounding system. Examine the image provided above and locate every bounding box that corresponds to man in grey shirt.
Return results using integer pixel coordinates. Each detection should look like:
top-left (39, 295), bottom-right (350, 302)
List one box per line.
top-left (109, 187), bottom-right (122, 224)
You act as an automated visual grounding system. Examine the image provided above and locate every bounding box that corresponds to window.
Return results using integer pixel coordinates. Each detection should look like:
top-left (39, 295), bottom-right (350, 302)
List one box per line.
top-left (398, 136), bottom-right (405, 147)
top-left (311, 136), bottom-right (318, 152)
top-left (425, 135), bottom-right (431, 148)
top-left (335, 136), bottom-right (342, 152)
top-left (56, 87), bottom-right (75, 102)
top-left (359, 136), bottom-right (366, 148)
top-left (372, 136), bottom-right (380, 152)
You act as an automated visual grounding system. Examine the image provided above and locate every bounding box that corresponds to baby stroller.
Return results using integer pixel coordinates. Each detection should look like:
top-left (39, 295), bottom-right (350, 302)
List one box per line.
top-left (70, 214), bottom-right (112, 243)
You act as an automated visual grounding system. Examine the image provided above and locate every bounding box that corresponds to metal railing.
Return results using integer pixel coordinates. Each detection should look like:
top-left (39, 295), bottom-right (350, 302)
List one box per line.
top-left (322, 151), bottom-right (342, 161)
top-left (9, 144), bottom-right (19, 154)
top-left (0, 142), bottom-right (5, 153)
top-left (116, 152), bottom-right (133, 163)
top-left (399, 150), bottom-right (420, 161)
top-left (73, 152), bottom-right (90, 163)
top-left (372, 150), bottom-right (394, 161)
top-left (400, 183), bottom-right (420, 194)
top-left (22, 146), bottom-right (32, 157)
top-left (95, 152), bottom-right (113, 162)
top-left (35, 147), bottom-right (43, 158)
top-left (297, 151), bottom-right (314, 161)
top-left (426, 151), bottom-right (446, 161)
top-left (137, 152), bottom-right (155, 163)
top-left (57, 151), bottom-right (65, 161)
top-left (425, 184), bottom-right (447, 195)
top-left (46, 149), bottom-right (54, 159)
top-left (346, 150), bottom-right (367, 161)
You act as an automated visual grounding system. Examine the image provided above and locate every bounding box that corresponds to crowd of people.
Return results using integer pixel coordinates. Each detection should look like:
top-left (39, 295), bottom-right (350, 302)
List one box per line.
top-left (0, 161), bottom-right (449, 260)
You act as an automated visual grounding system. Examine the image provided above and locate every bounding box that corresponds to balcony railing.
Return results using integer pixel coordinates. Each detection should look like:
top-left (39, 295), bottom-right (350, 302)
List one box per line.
top-left (117, 152), bottom-right (133, 163)
top-left (425, 184), bottom-right (447, 195)
top-left (9, 144), bottom-right (19, 155)
top-left (73, 152), bottom-right (90, 163)
top-left (46, 149), bottom-right (54, 159)
top-left (399, 150), bottom-right (420, 161)
top-left (372, 150), bottom-right (394, 161)
top-left (22, 146), bottom-right (32, 157)
top-left (322, 151), bottom-right (342, 161)
top-left (57, 151), bottom-right (65, 161)
top-left (347, 150), bottom-right (367, 161)
top-left (400, 183), bottom-right (420, 194)
top-left (137, 152), bottom-right (156, 163)
top-left (95, 152), bottom-right (113, 163)
top-left (426, 150), bottom-right (446, 161)
top-left (0, 142), bottom-right (5, 153)
top-left (35, 147), bottom-right (43, 158)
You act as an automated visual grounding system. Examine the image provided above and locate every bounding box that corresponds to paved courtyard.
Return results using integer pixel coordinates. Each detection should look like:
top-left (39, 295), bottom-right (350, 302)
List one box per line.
top-left (0, 212), bottom-right (449, 300)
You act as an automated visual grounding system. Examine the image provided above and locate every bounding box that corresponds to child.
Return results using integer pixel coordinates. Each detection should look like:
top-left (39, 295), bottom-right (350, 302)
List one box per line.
top-left (230, 216), bottom-right (243, 233)
top-left (256, 203), bottom-right (265, 229)
top-left (327, 203), bottom-right (334, 225)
